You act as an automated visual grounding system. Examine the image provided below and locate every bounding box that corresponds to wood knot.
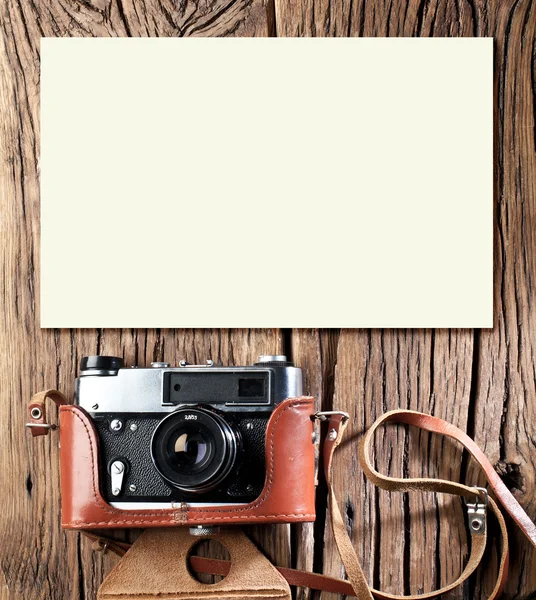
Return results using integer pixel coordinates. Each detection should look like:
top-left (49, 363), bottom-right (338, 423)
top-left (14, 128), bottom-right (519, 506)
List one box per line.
top-left (345, 499), bottom-right (354, 534)
top-left (495, 460), bottom-right (524, 494)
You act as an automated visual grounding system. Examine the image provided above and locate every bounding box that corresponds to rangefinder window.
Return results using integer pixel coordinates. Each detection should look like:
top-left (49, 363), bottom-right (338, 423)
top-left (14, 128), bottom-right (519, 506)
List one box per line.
top-left (239, 377), bottom-right (265, 398)
top-left (163, 371), bottom-right (271, 406)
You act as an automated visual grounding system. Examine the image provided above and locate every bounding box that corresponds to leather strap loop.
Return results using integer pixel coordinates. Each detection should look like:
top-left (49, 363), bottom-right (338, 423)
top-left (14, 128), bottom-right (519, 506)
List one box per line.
top-left (324, 412), bottom-right (495, 600)
top-left (27, 389), bottom-right (68, 437)
top-left (358, 410), bottom-right (536, 546)
top-left (323, 414), bottom-right (374, 599)
top-left (326, 409), bottom-right (535, 599)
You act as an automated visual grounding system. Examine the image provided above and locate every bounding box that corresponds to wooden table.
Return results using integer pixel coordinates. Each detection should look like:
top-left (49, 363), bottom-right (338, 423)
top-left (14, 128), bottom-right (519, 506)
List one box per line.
top-left (1, 1), bottom-right (535, 599)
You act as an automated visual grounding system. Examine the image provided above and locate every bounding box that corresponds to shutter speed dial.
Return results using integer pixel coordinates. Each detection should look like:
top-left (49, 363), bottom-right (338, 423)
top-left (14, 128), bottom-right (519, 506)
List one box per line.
top-left (80, 356), bottom-right (124, 374)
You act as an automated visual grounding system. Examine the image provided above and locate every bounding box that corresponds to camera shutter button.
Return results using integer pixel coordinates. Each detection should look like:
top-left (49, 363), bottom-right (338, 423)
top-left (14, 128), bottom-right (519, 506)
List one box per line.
top-left (255, 355), bottom-right (294, 367)
top-left (258, 355), bottom-right (287, 363)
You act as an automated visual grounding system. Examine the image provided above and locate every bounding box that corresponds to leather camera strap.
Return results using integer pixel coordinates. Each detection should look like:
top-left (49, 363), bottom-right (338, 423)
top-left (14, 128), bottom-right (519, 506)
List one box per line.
top-left (323, 409), bottom-right (536, 599)
top-left (86, 409), bottom-right (536, 599)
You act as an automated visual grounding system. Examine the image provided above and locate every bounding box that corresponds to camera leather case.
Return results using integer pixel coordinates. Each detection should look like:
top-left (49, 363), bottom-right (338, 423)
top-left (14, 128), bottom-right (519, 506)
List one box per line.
top-left (59, 396), bottom-right (316, 529)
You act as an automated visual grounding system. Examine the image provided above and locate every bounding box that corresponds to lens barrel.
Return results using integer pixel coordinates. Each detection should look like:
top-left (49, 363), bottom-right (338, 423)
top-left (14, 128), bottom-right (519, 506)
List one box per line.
top-left (151, 407), bottom-right (238, 493)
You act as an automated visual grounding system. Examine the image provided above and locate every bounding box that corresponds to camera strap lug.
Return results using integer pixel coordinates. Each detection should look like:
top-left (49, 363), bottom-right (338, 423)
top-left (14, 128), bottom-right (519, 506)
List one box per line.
top-left (26, 389), bottom-right (68, 437)
top-left (313, 410), bottom-right (350, 422)
top-left (464, 486), bottom-right (488, 535)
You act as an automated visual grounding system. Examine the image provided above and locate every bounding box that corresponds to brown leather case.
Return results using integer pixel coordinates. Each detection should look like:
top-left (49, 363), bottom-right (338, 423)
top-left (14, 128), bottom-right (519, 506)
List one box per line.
top-left (59, 396), bottom-right (316, 529)
top-left (97, 528), bottom-right (292, 600)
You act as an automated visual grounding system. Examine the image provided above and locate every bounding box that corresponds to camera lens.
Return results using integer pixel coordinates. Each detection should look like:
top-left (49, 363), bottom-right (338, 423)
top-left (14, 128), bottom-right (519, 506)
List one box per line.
top-left (151, 407), bottom-right (238, 493)
top-left (174, 432), bottom-right (208, 467)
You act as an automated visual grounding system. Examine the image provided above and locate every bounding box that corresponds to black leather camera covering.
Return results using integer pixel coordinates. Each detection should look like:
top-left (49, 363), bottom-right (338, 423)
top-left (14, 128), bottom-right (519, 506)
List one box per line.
top-left (94, 413), bottom-right (267, 503)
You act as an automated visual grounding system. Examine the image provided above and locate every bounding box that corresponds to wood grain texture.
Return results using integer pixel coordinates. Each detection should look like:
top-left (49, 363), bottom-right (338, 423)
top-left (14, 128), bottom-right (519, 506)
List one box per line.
top-left (317, 330), bottom-right (476, 599)
top-left (1, 0), bottom-right (535, 599)
top-left (281, 1), bottom-right (536, 599)
top-left (0, 1), bottom-right (280, 597)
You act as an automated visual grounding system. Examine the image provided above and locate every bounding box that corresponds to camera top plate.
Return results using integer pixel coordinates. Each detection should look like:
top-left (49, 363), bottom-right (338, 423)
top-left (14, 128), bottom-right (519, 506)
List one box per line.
top-left (75, 356), bottom-right (303, 414)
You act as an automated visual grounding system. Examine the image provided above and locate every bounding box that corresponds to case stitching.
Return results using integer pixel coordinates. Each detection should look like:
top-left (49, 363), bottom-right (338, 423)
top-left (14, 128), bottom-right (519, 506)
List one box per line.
top-left (64, 514), bottom-right (316, 526)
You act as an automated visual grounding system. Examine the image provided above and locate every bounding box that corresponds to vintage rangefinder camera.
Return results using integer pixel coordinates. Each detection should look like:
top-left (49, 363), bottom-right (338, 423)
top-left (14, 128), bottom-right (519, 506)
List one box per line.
top-left (75, 355), bottom-right (303, 508)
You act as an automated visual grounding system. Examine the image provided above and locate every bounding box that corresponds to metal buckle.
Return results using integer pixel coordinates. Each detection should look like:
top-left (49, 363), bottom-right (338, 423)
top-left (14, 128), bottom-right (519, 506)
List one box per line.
top-left (314, 411), bottom-right (350, 422)
top-left (25, 423), bottom-right (57, 430)
top-left (464, 486), bottom-right (488, 535)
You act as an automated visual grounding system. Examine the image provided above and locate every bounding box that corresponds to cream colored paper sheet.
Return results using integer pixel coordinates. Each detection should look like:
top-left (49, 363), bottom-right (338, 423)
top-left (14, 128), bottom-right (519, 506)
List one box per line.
top-left (40, 38), bottom-right (492, 327)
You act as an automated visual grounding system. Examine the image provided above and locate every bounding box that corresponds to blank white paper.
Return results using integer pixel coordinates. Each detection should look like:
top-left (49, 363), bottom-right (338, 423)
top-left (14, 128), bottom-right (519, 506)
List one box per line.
top-left (40, 37), bottom-right (493, 328)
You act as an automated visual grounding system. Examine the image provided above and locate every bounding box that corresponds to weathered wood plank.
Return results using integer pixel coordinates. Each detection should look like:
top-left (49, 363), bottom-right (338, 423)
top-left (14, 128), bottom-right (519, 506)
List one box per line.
top-left (276, 1), bottom-right (536, 599)
top-left (0, 1), bottom-right (280, 598)
top-left (317, 331), bottom-right (474, 599)
top-left (275, 0), bottom-right (478, 37)
top-left (290, 329), bottom-right (340, 600)
top-left (468, 1), bottom-right (536, 597)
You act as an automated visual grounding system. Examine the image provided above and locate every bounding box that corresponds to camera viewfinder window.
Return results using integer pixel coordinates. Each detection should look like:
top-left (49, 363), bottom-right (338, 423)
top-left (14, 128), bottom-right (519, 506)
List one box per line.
top-left (239, 378), bottom-right (265, 398)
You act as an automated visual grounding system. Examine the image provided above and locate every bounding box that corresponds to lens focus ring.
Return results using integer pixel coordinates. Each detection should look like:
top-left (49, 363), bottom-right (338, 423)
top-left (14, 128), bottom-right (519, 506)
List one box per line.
top-left (151, 407), bottom-right (237, 494)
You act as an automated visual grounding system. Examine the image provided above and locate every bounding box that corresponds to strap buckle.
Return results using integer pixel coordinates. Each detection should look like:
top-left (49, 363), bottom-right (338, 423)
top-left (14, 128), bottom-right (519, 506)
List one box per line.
top-left (464, 486), bottom-right (488, 535)
top-left (314, 411), bottom-right (350, 422)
